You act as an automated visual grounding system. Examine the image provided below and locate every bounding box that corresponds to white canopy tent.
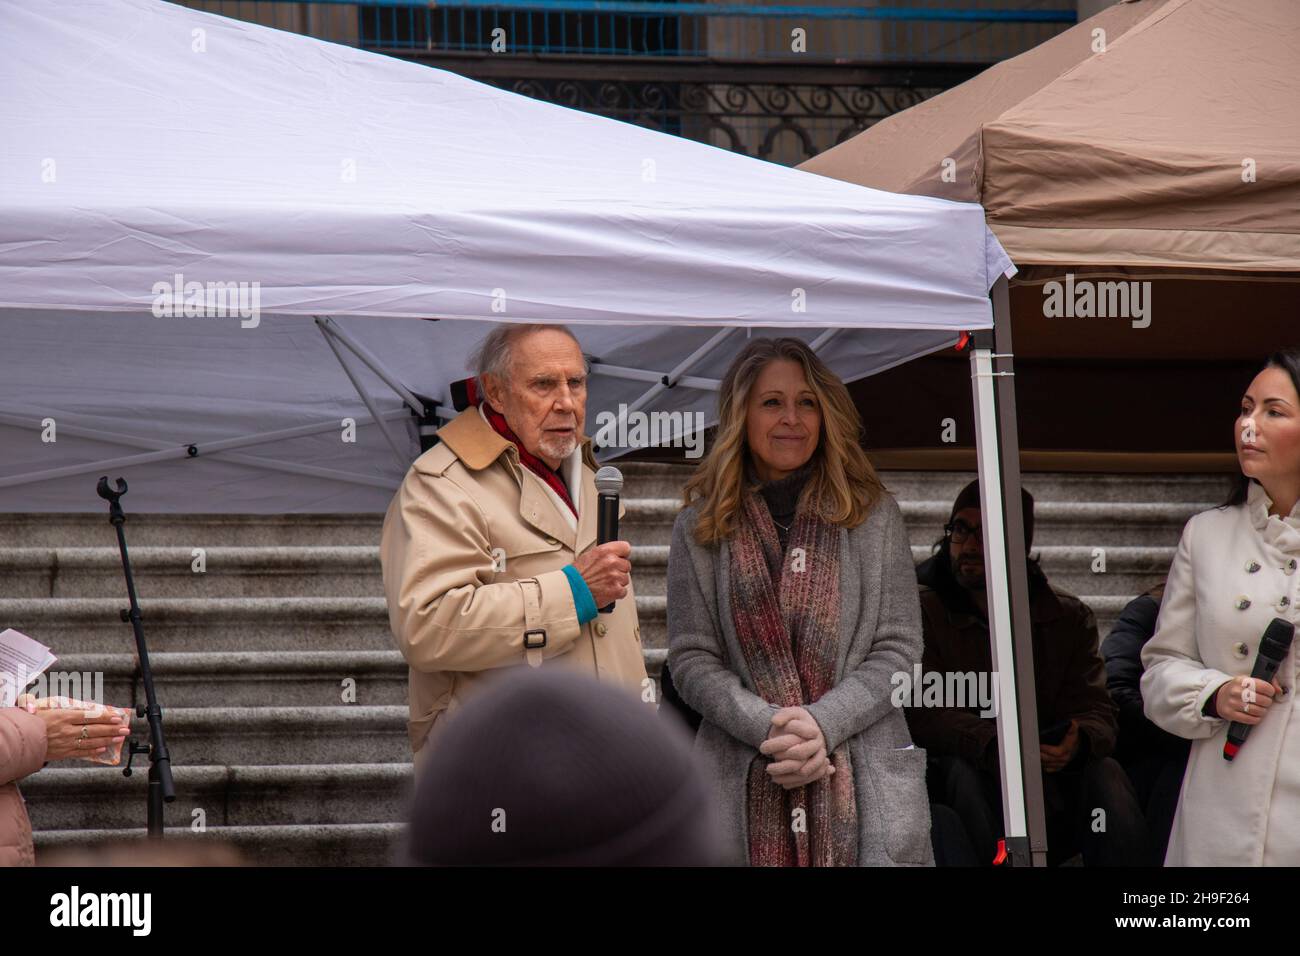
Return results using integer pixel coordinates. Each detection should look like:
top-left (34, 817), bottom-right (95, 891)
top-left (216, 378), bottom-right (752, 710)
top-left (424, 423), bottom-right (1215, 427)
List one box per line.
top-left (0, 0), bottom-right (1011, 512)
top-left (0, 0), bottom-right (1042, 863)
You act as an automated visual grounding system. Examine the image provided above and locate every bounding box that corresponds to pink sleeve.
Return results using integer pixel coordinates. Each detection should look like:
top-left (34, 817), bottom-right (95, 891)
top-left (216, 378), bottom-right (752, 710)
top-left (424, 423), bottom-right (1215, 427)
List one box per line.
top-left (0, 708), bottom-right (49, 785)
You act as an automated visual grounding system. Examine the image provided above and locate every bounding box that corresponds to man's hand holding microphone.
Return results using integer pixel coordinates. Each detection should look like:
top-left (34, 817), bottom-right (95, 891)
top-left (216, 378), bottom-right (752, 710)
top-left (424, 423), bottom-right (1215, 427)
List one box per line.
top-left (573, 541), bottom-right (631, 607)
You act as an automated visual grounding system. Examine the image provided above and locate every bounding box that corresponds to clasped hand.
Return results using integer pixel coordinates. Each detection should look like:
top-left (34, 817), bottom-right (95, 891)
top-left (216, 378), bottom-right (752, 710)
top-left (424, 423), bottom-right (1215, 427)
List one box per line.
top-left (758, 706), bottom-right (833, 790)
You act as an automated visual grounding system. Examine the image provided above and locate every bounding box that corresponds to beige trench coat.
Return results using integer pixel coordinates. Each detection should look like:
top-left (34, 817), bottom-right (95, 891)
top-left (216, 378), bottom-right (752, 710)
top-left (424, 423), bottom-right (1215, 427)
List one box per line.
top-left (380, 408), bottom-right (648, 761)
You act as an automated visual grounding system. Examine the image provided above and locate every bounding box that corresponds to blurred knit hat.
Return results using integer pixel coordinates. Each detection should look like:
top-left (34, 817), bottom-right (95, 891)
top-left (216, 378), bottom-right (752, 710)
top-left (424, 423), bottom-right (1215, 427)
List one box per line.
top-left (402, 667), bottom-right (720, 866)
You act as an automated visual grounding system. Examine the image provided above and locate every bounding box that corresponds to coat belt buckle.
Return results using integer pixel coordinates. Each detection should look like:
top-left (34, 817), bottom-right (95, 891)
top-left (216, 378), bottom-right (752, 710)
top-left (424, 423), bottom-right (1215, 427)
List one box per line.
top-left (524, 628), bottom-right (547, 650)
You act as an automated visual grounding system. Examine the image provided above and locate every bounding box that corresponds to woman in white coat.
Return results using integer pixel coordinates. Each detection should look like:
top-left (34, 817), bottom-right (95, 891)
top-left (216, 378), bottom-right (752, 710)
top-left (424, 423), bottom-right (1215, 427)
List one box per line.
top-left (1141, 347), bottom-right (1300, 865)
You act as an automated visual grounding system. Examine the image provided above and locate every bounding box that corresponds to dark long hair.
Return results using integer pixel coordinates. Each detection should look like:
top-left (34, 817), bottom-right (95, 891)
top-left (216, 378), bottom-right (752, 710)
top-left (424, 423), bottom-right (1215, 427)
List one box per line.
top-left (1221, 347), bottom-right (1300, 509)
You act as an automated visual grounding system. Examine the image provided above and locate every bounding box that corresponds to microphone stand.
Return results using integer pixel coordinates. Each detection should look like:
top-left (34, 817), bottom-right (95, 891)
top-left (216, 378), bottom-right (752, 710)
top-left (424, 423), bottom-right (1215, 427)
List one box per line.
top-left (97, 476), bottom-right (175, 838)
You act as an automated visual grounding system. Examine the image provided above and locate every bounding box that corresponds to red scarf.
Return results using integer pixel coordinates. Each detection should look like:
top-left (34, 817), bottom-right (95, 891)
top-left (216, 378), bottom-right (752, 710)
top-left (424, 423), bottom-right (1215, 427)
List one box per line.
top-left (481, 402), bottom-right (577, 517)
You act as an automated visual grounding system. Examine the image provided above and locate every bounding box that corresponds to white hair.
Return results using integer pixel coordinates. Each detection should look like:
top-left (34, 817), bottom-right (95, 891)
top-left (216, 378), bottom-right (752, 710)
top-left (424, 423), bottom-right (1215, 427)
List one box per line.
top-left (469, 323), bottom-right (586, 386)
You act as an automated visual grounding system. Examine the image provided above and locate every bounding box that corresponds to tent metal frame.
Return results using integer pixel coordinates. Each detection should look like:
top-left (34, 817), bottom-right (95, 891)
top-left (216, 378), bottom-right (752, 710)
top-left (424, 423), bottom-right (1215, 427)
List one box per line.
top-left (580, 326), bottom-right (843, 454)
top-left (585, 326), bottom-right (842, 399)
top-left (0, 405), bottom-right (412, 492)
top-left (0, 317), bottom-right (438, 494)
top-left (315, 316), bottom-right (427, 469)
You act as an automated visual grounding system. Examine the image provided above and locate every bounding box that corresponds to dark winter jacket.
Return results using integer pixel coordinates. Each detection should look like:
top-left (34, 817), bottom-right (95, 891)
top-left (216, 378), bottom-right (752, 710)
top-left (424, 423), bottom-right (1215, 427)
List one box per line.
top-left (905, 551), bottom-right (1118, 772)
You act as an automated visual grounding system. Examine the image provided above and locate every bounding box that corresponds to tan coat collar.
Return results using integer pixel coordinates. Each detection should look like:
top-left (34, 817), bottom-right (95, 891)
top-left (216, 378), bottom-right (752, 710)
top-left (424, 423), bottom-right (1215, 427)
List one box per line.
top-left (434, 406), bottom-right (598, 473)
top-left (434, 407), bottom-right (600, 552)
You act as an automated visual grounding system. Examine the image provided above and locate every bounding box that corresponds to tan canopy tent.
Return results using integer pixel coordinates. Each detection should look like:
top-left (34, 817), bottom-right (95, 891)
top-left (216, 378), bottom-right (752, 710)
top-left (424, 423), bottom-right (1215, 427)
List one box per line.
top-left (801, 0), bottom-right (1300, 273)
top-left (799, 0), bottom-right (1300, 474)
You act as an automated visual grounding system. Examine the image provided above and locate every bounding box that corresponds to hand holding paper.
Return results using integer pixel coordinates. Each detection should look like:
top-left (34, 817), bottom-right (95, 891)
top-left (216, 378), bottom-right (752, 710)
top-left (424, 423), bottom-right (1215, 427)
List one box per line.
top-left (3, 628), bottom-right (133, 764)
top-left (18, 694), bottom-right (133, 765)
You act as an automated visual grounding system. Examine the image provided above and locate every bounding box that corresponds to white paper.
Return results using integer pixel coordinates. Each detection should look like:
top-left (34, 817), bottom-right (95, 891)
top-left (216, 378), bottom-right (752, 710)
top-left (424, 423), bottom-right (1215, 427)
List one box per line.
top-left (0, 628), bottom-right (57, 707)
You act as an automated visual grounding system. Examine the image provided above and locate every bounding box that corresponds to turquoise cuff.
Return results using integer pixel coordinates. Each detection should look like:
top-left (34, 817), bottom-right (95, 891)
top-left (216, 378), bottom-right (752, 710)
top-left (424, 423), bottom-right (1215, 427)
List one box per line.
top-left (562, 564), bottom-right (599, 624)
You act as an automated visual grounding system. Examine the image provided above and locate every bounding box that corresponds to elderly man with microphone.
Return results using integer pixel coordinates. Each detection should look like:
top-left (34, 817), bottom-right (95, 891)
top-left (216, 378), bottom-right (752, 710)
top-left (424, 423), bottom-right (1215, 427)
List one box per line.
top-left (380, 323), bottom-right (649, 764)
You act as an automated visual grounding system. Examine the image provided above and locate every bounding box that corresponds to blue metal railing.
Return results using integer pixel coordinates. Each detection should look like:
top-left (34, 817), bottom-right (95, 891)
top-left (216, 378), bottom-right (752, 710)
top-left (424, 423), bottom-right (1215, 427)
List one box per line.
top-left (319, 0), bottom-right (1073, 18)
top-left (184, 0), bottom-right (1076, 62)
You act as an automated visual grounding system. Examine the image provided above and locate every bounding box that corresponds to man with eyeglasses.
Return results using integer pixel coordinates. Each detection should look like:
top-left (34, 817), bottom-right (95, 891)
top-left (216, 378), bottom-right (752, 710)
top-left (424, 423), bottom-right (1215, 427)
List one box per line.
top-left (904, 479), bottom-right (1150, 866)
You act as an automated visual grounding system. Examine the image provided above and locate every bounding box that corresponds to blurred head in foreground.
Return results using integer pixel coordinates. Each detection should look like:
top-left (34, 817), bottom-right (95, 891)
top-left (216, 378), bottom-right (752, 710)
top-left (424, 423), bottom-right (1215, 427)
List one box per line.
top-left (40, 840), bottom-right (245, 867)
top-left (402, 668), bottom-right (719, 866)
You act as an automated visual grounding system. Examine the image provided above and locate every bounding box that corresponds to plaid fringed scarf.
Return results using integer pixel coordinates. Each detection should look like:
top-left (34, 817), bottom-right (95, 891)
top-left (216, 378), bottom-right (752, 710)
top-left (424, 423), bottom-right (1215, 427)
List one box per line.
top-left (729, 489), bottom-right (858, 867)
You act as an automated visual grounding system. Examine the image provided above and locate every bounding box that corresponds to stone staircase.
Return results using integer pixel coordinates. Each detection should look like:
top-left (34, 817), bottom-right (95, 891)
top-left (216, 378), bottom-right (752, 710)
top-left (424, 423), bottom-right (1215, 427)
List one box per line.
top-left (2, 464), bottom-right (1229, 864)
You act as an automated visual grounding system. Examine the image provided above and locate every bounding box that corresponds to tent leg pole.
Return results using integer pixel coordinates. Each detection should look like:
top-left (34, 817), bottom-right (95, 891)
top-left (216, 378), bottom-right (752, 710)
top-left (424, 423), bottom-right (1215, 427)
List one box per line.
top-left (318, 324), bottom-right (412, 469)
top-left (314, 317), bottom-right (427, 416)
top-left (968, 274), bottom-right (1049, 867)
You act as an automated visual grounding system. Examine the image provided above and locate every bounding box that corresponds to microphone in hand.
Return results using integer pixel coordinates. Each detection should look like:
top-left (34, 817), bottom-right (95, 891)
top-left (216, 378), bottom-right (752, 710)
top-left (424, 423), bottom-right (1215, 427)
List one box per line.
top-left (594, 466), bottom-right (624, 613)
top-left (1224, 617), bottom-right (1295, 761)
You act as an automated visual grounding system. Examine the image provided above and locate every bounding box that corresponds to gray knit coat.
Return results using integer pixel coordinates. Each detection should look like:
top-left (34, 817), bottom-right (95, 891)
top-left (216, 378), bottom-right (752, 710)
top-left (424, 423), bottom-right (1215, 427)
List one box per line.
top-left (666, 492), bottom-right (934, 866)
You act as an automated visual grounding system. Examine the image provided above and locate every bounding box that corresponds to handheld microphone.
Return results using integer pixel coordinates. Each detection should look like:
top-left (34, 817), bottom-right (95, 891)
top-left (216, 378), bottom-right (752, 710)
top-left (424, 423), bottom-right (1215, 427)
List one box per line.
top-left (1224, 617), bottom-right (1295, 761)
top-left (594, 466), bottom-right (623, 614)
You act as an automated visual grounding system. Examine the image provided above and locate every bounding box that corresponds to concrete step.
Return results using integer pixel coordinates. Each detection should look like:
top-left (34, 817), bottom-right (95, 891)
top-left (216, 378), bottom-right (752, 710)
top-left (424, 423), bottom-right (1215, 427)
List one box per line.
top-left (878, 471), bottom-right (1232, 506)
top-left (0, 595), bottom-right (669, 652)
top-left (93, 704), bottom-right (413, 766)
top-left (0, 499), bottom-right (1213, 558)
top-left (0, 543), bottom-right (673, 600)
top-left (591, 541), bottom-right (1170, 604)
top-left (0, 467), bottom-right (1229, 540)
top-left (23, 763), bottom-right (414, 831)
top-left (0, 523), bottom-right (1186, 612)
top-left (629, 466), bottom-right (1231, 508)
top-left (632, 498), bottom-right (1210, 550)
top-left (47, 647), bottom-right (667, 709)
top-left (33, 822), bottom-right (404, 866)
top-left (1, 588), bottom-right (1134, 658)
top-left (0, 596), bottom-right (396, 654)
top-left (0, 496), bottom-right (687, 548)
top-left (0, 462), bottom-right (682, 548)
top-left (608, 461), bottom-right (697, 500)
top-left (899, 500), bottom-right (1209, 549)
top-left (0, 513), bottom-right (385, 549)
top-left (2, 546), bottom-right (385, 599)
top-left (54, 651), bottom-right (409, 708)
top-left (1025, 545), bottom-right (1174, 597)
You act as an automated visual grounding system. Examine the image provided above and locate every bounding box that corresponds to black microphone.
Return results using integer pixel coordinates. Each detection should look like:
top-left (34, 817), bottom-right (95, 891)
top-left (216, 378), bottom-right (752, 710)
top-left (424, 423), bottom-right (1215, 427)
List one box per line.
top-left (1224, 617), bottom-right (1295, 761)
top-left (594, 466), bottom-right (623, 614)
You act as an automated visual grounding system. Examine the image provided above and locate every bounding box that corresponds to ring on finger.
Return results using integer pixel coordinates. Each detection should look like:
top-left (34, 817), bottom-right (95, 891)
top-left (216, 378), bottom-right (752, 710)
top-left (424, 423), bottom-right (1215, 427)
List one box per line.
top-left (78, 726), bottom-right (89, 741)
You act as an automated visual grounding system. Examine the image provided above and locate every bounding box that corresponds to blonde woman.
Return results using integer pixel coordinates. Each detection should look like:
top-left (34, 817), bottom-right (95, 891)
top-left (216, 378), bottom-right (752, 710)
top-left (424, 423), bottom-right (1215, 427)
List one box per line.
top-left (666, 337), bottom-right (932, 866)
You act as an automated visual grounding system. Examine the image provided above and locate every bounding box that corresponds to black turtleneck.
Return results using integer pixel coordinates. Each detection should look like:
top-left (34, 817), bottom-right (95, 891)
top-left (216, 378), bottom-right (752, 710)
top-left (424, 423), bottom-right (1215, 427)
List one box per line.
top-left (754, 462), bottom-right (813, 550)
